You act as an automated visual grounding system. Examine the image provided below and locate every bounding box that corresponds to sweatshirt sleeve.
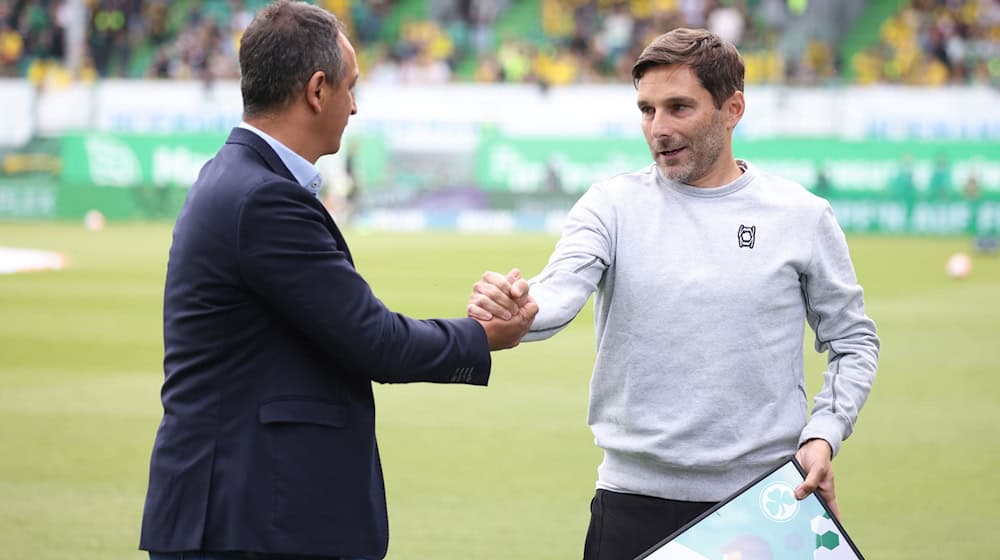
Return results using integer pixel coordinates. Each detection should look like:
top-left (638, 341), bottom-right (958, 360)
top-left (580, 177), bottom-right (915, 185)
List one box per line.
top-left (799, 203), bottom-right (880, 456)
top-left (523, 185), bottom-right (614, 342)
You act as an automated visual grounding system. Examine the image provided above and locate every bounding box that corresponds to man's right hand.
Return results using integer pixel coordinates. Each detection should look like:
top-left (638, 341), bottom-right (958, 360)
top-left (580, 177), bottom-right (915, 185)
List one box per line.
top-left (468, 269), bottom-right (530, 321)
top-left (469, 269), bottom-right (537, 350)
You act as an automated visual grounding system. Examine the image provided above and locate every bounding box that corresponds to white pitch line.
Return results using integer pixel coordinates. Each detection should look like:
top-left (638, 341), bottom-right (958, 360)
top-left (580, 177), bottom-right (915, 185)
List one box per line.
top-left (0, 246), bottom-right (66, 275)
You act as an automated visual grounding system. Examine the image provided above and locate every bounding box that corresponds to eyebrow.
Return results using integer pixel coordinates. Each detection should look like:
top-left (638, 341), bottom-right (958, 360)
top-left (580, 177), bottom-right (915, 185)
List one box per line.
top-left (637, 95), bottom-right (699, 107)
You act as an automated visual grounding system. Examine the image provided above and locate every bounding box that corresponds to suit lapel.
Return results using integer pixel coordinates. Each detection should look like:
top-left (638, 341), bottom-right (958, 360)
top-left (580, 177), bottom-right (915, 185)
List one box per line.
top-left (226, 127), bottom-right (297, 183)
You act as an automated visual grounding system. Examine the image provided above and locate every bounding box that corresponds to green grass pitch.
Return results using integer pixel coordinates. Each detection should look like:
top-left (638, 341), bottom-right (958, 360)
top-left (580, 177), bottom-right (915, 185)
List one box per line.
top-left (1, 221), bottom-right (998, 559)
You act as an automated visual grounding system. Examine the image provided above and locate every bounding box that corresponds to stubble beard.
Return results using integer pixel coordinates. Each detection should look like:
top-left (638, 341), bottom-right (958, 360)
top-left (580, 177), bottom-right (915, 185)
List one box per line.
top-left (655, 111), bottom-right (725, 185)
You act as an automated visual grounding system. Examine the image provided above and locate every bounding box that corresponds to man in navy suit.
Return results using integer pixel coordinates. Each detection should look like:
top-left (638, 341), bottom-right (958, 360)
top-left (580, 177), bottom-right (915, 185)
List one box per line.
top-left (138, 2), bottom-right (537, 559)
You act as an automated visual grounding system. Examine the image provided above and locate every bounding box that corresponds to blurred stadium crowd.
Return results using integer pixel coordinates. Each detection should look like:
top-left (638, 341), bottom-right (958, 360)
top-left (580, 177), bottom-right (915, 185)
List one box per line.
top-left (1, 0), bottom-right (999, 87)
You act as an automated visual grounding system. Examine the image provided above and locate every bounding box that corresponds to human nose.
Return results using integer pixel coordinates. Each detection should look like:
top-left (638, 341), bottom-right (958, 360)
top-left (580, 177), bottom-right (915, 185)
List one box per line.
top-left (650, 111), bottom-right (675, 139)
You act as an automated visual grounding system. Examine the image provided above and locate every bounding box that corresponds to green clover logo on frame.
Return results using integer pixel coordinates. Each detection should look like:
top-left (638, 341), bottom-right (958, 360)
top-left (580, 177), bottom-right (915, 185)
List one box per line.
top-left (760, 482), bottom-right (799, 522)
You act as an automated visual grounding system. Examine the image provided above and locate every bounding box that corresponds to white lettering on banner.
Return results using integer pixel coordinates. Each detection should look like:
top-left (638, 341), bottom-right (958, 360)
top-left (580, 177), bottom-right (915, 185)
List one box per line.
top-left (487, 145), bottom-right (647, 194)
top-left (0, 185), bottom-right (56, 218)
top-left (911, 203), bottom-right (972, 234)
top-left (750, 160), bottom-right (818, 188)
top-left (954, 161), bottom-right (1000, 192)
top-left (487, 146), bottom-right (545, 193)
top-left (827, 161), bottom-right (898, 191)
top-left (879, 203), bottom-right (908, 232)
top-left (865, 119), bottom-right (1000, 141)
top-left (839, 85), bottom-right (1000, 141)
top-left (554, 153), bottom-right (642, 193)
top-left (152, 146), bottom-right (213, 187)
top-left (96, 79), bottom-right (243, 133)
top-left (830, 201), bottom-right (908, 233)
top-left (108, 111), bottom-right (242, 134)
top-left (84, 135), bottom-right (141, 187)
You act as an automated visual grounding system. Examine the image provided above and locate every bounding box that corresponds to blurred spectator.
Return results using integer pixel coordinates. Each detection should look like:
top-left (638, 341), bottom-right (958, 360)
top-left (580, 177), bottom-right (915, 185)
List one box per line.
top-left (0, 2), bottom-right (24, 78)
top-left (497, 38), bottom-right (534, 82)
top-left (929, 153), bottom-right (954, 200)
top-left (890, 154), bottom-right (917, 202)
top-left (364, 43), bottom-right (402, 84)
top-left (856, 0), bottom-right (1000, 86)
top-left (399, 48), bottom-right (451, 84)
top-left (89, 0), bottom-right (135, 77)
top-left (706, 0), bottom-right (746, 46)
top-left (812, 161), bottom-right (832, 198)
top-left (0, 0), bottom-right (996, 87)
top-left (473, 54), bottom-right (503, 82)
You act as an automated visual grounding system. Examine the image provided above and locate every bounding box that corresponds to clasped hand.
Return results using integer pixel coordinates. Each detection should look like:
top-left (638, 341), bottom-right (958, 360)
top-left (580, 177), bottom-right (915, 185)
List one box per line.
top-left (468, 269), bottom-right (537, 350)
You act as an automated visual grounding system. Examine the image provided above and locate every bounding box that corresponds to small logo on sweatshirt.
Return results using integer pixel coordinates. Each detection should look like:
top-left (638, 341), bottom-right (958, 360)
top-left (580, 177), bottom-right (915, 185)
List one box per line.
top-left (738, 224), bottom-right (756, 249)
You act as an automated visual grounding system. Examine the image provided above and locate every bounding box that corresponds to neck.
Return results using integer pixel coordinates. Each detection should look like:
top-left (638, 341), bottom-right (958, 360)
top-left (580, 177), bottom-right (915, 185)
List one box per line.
top-left (244, 114), bottom-right (319, 163)
top-left (690, 157), bottom-right (743, 188)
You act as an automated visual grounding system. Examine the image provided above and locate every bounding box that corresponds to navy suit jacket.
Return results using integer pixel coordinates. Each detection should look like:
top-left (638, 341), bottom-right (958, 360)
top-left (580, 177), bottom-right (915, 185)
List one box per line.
top-left (139, 128), bottom-right (491, 558)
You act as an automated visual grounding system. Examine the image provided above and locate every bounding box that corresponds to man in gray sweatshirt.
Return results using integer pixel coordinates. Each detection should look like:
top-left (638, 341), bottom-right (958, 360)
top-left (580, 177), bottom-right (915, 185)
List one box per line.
top-left (468, 28), bottom-right (879, 560)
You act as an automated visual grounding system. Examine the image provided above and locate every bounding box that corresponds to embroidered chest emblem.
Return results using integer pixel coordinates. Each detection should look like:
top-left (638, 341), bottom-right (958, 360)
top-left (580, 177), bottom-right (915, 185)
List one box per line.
top-left (738, 224), bottom-right (756, 249)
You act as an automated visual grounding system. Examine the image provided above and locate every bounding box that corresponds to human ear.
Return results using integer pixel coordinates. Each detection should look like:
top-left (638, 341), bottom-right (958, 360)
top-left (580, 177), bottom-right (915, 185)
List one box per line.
top-left (305, 70), bottom-right (326, 113)
top-left (725, 90), bottom-right (745, 129)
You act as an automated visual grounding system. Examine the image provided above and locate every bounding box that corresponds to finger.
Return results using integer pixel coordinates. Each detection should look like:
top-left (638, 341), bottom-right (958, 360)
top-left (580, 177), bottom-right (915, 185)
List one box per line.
top-left (469, 293), bottom-right (512, 320)
top-left (506, 269), bottom-right (528, 299)
top-left (473, 282), bottom-right (517, 317)
top-left (482, 270), bottom-right (513, 295)
top-left (822, 492), bottom-right (841, 520)
top-left (511, 278), bottom-right (530, 301)
top-left (467, 302), bottom-right (493, 321)
top-left (521, 299), bottom-right (539, 322)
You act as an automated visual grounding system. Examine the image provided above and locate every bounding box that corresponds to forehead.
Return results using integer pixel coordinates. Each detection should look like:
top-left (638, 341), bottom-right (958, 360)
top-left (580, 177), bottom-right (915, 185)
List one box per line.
top-left (636, 65), bottom-right (709, 101)
top-left (337, 33), bottom-right (358, 71)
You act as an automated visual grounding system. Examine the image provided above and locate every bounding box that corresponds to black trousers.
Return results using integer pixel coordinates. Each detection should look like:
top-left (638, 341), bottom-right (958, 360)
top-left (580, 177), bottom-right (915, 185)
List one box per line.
top-left (583, 489), bottom-right (716, 560)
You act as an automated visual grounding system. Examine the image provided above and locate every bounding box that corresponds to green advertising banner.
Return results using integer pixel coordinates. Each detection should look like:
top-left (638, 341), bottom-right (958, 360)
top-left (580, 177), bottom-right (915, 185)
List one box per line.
top-left (829, 199), bottom-right (1000, 234)
top-left (0, 180), bottom-right (57, 219)
top-left (14, 130), bottom-right (994, 234)
top-left (61, 133), bottom-right (226, 189)
top-left (475, 131), bottom-right (1000, 200)
top-left (475, 128), bottom-right (649, 194)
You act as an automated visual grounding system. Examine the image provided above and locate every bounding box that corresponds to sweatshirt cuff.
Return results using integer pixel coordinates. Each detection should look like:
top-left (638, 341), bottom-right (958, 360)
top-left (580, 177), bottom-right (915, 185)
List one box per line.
top-left (799, 415), bottom-right (846, 458)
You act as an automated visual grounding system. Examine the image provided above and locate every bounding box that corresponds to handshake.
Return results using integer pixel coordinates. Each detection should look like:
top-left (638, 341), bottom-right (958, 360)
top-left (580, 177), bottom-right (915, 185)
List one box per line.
top-left (467, 268), bottom-right (538, 351)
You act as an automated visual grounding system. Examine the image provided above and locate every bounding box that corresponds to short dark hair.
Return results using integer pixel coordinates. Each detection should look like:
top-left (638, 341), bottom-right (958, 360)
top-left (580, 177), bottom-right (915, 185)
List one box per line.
top-left (631, 28), bottom-right (744, 109)
top-left (239, 0), bottom-right (346, 117)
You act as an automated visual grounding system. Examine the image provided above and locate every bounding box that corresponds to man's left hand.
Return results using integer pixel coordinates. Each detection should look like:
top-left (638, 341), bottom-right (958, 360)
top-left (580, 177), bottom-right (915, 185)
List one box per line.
top-left (794, 438), bottom-right (840, 520)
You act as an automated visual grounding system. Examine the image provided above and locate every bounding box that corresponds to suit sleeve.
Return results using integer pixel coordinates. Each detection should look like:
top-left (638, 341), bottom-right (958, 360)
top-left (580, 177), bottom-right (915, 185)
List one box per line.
top-left (523, 185), bottom-right (613, 342)
top-left (236, 181), bottom-right (490, 385)
top-left (799, 203), bottom-right (879, 456)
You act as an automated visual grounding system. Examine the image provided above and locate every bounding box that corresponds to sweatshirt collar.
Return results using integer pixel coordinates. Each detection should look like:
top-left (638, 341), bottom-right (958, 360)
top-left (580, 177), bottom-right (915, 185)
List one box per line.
top-left (656, 160), bottom-right (755, 198)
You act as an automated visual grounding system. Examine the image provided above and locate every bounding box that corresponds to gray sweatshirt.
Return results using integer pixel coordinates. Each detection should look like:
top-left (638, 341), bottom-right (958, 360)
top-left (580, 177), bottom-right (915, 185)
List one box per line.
top-left (524, 161), bottom-right (879, 501)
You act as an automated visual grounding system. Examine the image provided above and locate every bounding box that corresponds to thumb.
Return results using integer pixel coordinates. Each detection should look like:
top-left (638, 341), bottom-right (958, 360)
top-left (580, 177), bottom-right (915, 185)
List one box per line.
top-left (507, 269), bottom-right (526, 299)
top-left (795, 469), bottom-right (820, 500)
